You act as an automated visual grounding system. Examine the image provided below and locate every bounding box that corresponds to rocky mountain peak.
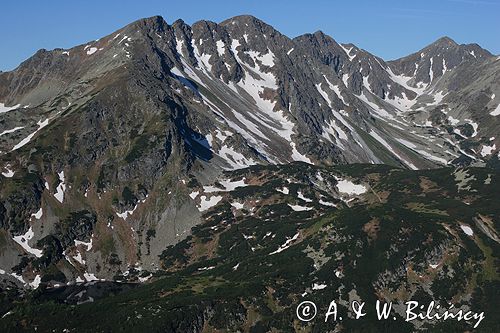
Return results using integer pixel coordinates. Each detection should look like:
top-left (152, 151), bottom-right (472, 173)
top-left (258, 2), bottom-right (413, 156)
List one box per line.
top-left (432, 36), bottom-right (458, 47)
top-left (422, 36), bottom-right (492, 62)
top-left (130, 15), bottom-right (168, 29)
top-left (220, 14), bottom-right (284, 43)
top-left (171, 18), bottom-right (189, 30)
top-left (220, 14), bottom-right (268, 28)
top-left (388, 34), bottom-right (493, 86)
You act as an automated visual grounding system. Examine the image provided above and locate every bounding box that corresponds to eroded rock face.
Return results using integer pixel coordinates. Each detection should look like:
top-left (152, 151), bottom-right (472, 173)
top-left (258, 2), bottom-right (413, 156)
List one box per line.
top-left (0, 15), bottom-right (498, 301)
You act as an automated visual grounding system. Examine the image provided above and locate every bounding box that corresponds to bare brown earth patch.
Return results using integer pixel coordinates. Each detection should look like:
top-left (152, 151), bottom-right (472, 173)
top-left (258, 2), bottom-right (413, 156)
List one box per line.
top-left (363, 217), bottom-right (380, 242)
top-left (419, 176), bottom-right (440, 193)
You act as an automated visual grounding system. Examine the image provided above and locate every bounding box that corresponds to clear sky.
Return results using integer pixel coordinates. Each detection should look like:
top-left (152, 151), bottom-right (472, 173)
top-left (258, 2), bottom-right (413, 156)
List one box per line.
top-left (1, 0), bottom-right (499, 71)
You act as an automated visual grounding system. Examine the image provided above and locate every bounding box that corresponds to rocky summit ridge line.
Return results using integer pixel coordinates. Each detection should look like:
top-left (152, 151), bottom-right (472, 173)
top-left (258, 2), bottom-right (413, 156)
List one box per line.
top-left (1, 15), bottom-right (499, 169)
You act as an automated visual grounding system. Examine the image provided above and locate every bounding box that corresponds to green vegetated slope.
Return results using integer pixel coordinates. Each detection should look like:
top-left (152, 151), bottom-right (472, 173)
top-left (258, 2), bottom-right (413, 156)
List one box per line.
top-left (1, 163), bottom-right (499, 332)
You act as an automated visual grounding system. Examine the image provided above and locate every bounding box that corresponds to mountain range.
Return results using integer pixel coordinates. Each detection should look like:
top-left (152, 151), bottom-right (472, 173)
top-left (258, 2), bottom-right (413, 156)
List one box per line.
top-left (0, 15), bottom-right (499, 332)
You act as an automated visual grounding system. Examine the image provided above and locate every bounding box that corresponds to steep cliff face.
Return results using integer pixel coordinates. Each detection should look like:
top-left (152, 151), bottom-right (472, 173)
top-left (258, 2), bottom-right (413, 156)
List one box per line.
top-left (0, 15), bottom-right (498, 296)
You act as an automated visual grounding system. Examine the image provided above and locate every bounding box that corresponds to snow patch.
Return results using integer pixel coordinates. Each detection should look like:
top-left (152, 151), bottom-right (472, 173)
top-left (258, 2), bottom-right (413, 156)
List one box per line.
top-left (464, 119), bottom-right (479, 137)
top-left (197, 266), bottom-right (215, 271)
top-left (198, 195), bottom-right (223, 212)
top-left (297, 191), bottom-right (313, 203)
top-left (290, 141), bottom-right (312, 163)
top-left (480, 144), bottom-right (496, 157)
top-left (323, 75), bottom-right (348, 106)
top-left (386, 66), bottom-right (426, 95)
top-left (460, 225), bottom-right (474, 236)
top-left (448, 115), bottom-right (460, 125)
top-left (73, 252), bottom-right (85, 265)
top-left (13, 227), bottom-right (43, 258)
top-left (358, 92), bottom-right (395, 121)
top-left (84, 272), bottom-right (100, 282)
top-left (429, 57), bottom-right (434, 82)
top-left (490, 103), bottom-right (500, 116)
top-left (217, 145), bottom-right (257, 169)
top-left (29, 275), bottom-right (41, 289)
top-left (2, 165), bottom-right (15, 178)
top-left (245, 49), bottom-right (276, 67)
top-left (175, 38), bottom-right (184, 56)
top-left (321, 118), bottom-right (348, 148)
top-left (204, 178), bottom-right (248, 193)
top-left (231, 202), bottom-right (245, 210)
top-left (336, 179), bottom-right (367, 196)
top-left (11, 118), bottom-right (49, 151)
top-left (86, 47), bottom-right (98, 55)
top-left (269, 232), bottom-right (300, 255)
top-left (116, 195), bottom-right (148, 220)
top-left (171, 66), bottom-right (199, 93)
top-left (54, 171), bottom-right (66, 203)
top-left (0, 103), bottom-right (21, 113)
top-left (192, 40), bottom-right (213, 74)
top-left (276, 187), bottom-right (289, 195)
top-left (117, 35), bottom-right (129, 45)
top-left (319, 200), bottom-right (336, 207)
top-left (342, 73), bottom-right (349, 87)
top-left (395, 138), bottom-right (417, 149)
top-left (216, 40), bottom-right (226, 56)
top-left (31, 208), bottom-right (43, 220)
top-left (288, 204), bottom-right (313, 212)
top-left (316, 82), bottom-right (332, 107)
top-left (312, 283), bottom-right (327, 290)
top-left (340, 44), bottom-right (355, 61)
top-left (75, 238), bottom-right (93, 251)
top-left (116, 205), bottom-right (138, 220)
top-left (0, 126), bottom-right (24, 137)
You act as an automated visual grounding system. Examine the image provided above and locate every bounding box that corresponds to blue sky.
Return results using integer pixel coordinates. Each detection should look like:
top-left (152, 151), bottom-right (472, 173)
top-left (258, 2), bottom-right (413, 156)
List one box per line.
top-left (1, 0), bottom-right (499, 71)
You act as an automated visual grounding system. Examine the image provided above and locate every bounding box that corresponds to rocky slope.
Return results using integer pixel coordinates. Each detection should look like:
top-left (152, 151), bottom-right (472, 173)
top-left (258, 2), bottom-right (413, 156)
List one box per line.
top-left (0, 15), bottom-right (499, 331)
